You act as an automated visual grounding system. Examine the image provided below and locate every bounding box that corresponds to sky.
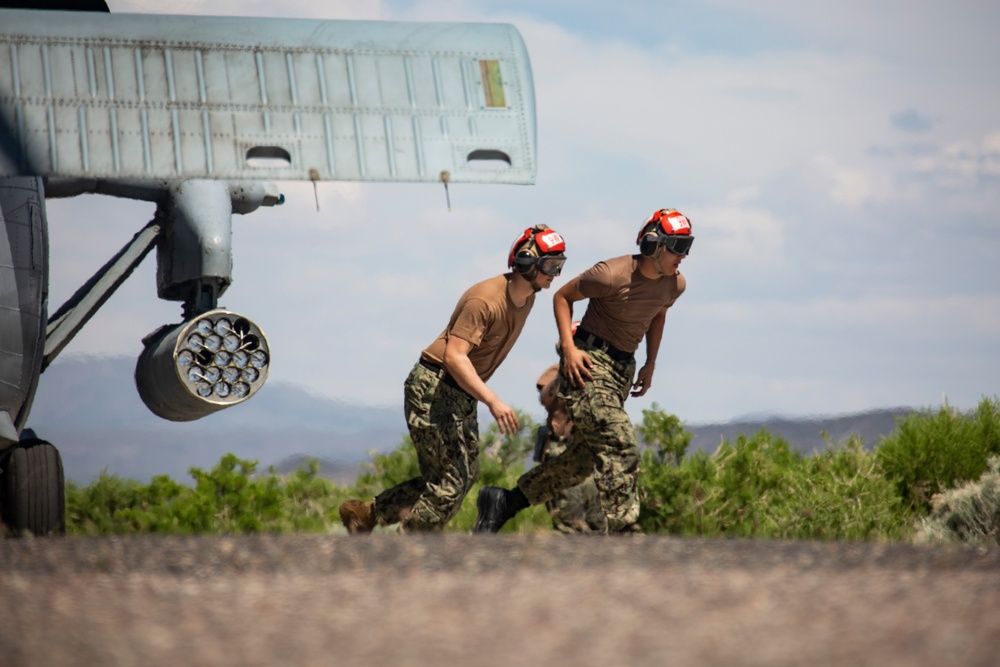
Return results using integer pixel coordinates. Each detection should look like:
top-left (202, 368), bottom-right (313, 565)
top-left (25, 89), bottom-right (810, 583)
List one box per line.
top-left (41, 0), bottom-right (1000, 427)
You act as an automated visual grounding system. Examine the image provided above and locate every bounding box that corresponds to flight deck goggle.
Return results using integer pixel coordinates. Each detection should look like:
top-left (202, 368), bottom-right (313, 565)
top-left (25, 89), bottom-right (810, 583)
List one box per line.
top-left (656, 235), bottom-right (694, 256)
top-left (536, 255), bottom-right (567, 277)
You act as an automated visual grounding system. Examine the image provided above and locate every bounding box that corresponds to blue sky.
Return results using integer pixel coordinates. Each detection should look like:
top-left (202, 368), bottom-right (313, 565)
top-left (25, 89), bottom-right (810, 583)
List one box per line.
top-left (43, 0), bottom-right (999, 426)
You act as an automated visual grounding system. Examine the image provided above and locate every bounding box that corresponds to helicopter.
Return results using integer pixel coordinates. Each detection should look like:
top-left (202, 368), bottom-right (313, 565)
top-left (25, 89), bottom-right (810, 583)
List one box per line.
top-left (0, 1), bottom-right (536, 534)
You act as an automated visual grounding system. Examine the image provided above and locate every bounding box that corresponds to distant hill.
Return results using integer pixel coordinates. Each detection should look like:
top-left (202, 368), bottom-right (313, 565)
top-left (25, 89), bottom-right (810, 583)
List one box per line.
top-left (27, 356), bottom-right (918, 485)
top-left (268, 454), bottom-right (365, 486)
top-left (28, 356), bottom-right (407, 484)
top-left (685, 408), bottom-right (915, 456)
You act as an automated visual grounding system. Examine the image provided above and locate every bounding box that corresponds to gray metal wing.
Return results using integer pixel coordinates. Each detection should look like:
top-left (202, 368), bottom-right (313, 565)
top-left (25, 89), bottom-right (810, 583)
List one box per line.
top-left (0, 10), bottom-right (536, 184)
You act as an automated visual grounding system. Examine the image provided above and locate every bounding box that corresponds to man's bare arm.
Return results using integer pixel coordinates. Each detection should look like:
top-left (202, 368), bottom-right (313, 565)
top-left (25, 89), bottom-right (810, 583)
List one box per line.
top-left (553, 278), bottom-right (593, 387)
top-left (443, 336), bottom-right (519, 434)
top-left (631, 307), bottom-right (666, 398)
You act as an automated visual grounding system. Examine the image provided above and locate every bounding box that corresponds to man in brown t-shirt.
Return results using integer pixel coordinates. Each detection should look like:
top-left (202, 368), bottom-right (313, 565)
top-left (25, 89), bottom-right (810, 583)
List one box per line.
top-left (475, 209), bottom-right (692, 534)
top-left (339, 224), bottom-right (567, 533)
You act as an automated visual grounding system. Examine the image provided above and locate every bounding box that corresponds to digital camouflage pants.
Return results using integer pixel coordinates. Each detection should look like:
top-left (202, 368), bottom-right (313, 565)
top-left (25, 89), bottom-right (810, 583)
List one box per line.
top-left (540, 433), bottom-right (608, 534)
top-left (373, 362), bottom-right (479, 531)
top-left (518, 347), bottom-right (640, 533)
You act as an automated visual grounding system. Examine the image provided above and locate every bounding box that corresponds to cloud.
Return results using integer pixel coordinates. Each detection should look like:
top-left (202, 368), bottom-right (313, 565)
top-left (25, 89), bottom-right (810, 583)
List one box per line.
top-left (510, 13), bottom-right (965, 213)
top-left (803, 155), bottom-right (879, 209)
top-left (694, 200), bottom-right (788, 264)
top-left (874, 131), bottom-right (1000, 203)
top-left (696, 0), bottom-right (1000, 65)
top-left (891, 108), bottom-right (934, 134)
top-left (35, 0), bottom-right (1000, 425)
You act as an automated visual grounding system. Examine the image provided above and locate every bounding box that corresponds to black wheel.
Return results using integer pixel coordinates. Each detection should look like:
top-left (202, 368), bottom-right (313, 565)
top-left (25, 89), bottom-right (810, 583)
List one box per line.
top-left (1, 439), bottom-right (65, 536)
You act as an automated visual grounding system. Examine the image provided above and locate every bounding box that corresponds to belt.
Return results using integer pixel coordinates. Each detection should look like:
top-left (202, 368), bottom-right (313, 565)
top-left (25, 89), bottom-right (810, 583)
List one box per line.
top-left (573, 328), bottom-right (635, 364)
top-left (418, 358), bottom-right (470, 395)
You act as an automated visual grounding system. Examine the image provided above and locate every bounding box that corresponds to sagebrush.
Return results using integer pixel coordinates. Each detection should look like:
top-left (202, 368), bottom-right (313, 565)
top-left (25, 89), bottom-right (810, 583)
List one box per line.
top-left (64, 397), bottom-right (1000, 545)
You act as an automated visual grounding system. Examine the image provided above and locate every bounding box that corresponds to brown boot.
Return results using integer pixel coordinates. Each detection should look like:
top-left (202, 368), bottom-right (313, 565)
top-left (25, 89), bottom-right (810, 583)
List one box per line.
top-left (339, 499), bottom-right (377, 534)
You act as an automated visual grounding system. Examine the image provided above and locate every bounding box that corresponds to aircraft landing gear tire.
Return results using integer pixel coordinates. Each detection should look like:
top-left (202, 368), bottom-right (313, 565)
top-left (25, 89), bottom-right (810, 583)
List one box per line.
top-left (1, 439), bottom-right (66, 537)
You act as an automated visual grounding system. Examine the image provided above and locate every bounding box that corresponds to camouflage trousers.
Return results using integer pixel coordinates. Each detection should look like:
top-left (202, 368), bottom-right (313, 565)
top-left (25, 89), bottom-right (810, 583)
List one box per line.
top-left (518, 347), bottom-right (640, 533)
top-left (541, 433), bottom-right (608, 534)
top-left (373, 361), bottom-right (479, 531)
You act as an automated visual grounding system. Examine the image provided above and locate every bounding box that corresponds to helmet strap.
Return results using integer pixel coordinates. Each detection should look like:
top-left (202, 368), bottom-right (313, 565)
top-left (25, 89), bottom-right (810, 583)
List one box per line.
top-left (527, 267), bottom-right (544, 292)
top-left (651, 246), bottom-right (667, 276)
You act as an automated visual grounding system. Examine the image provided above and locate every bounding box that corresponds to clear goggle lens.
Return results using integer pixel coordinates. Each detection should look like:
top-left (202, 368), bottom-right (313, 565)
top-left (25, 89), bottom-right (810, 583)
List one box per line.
top-left (537, 256), bottom-right (566, 277)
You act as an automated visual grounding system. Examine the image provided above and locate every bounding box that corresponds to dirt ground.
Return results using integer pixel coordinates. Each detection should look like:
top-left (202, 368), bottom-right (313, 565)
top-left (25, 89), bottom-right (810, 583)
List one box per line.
top-left (1, 533), bottom-right (998, 667)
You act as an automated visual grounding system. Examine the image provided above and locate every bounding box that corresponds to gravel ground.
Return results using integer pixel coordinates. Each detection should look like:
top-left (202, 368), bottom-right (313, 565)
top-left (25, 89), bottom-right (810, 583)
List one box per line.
top-left (1, 533), bottom-right (998, 667)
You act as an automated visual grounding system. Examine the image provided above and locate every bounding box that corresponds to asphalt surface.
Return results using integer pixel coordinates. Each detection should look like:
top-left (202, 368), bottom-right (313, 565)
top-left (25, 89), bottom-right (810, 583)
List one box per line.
top-left (1, 533), bottom-right (998, 667)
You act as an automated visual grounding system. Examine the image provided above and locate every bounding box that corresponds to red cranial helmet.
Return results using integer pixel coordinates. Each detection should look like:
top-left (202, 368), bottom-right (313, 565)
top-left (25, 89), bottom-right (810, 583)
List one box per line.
top-left (637, 209), bottom-right (694, 257)
top-left (509, 224), bottom-right (567, 278)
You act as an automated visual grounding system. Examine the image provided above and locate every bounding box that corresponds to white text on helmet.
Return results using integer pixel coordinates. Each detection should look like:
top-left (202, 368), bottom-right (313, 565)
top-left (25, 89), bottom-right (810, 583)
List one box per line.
top-left (537, 231), bottom-right (565, 253)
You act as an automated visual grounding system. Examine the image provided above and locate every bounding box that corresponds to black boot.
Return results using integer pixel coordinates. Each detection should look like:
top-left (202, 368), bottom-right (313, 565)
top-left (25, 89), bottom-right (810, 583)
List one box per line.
top-left (473, 486), bottom-right (526, 533)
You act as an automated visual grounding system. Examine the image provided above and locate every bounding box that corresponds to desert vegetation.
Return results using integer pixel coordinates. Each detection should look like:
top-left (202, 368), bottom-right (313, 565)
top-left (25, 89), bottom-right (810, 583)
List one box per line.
top-left (63, 397), bottom-right (1000, 546)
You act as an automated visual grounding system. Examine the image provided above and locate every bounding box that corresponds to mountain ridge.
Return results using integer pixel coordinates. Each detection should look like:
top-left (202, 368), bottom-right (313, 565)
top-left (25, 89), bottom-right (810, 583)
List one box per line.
top-left (29, 355), bottom-right (917, 484)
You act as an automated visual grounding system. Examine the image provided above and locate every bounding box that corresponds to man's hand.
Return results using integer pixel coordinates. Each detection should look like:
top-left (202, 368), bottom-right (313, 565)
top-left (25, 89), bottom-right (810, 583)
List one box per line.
top-left (488, 398), bottom-right (520, 435)
top-left (630, 363), bottom-right (655, 398)
top-left (563, 344), bottom-right (594, 388)
top-left (553, 279), bottom-right (592, 388)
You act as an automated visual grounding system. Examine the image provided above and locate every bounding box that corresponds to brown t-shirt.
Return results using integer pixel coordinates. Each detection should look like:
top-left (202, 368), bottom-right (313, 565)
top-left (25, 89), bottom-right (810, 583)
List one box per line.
top-left (577, 255), bottom-right (686, 353)
top-left (422, 273), bottom-right (534, 382)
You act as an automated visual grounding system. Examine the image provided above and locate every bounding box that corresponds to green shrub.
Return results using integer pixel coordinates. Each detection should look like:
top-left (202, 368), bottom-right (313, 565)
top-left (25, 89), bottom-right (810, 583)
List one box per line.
top-left (914, 455), bottom-right (1000, 547)
top-left (876, 397), bottom-right (1000, 514)
top-left (636, 403), bottom-right (691, 465)
top-left (66, 400), bottom-right (1000, 541)
top-left (66, 472), bottom-right (166, 534)
top-left (66, 454), bottom-right (348, 535)
top-left (787, 438), bottom-right (910, 541)
top-left (637, 408), bottom-right (910, 541)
